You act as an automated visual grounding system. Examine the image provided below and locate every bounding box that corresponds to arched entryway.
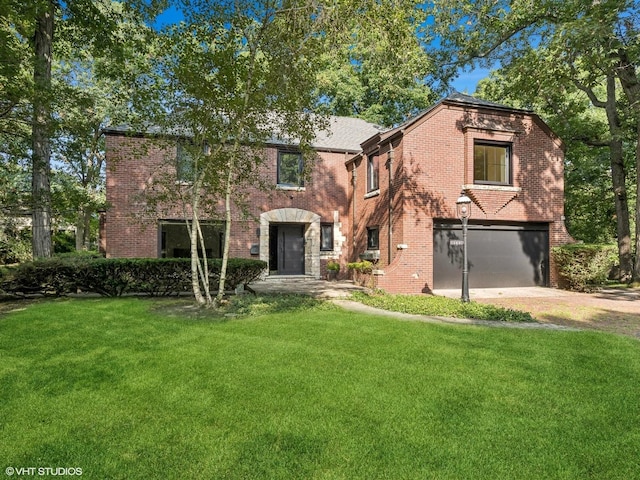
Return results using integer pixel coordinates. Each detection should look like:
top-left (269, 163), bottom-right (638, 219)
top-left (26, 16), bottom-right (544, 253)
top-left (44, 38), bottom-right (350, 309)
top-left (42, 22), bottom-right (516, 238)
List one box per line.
top-left (259, 208), bottom-right (321, 278)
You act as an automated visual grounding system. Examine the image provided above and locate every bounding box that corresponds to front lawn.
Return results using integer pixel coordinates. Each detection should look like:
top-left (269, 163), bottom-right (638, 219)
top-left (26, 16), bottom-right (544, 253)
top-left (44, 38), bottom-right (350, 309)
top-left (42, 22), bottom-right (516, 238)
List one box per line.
top-left (1, 297), bottom-right (639, 479)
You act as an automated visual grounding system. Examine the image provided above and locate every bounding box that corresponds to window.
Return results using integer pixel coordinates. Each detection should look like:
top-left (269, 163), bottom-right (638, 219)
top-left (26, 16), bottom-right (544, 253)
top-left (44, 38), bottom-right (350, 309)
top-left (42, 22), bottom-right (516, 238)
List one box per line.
top-left (474, 142), bottom-right (511, 184)
top-left (367, 227), bottom-right (379, 250)
top-left (159, 221), bottom-right (224, 258)
top-left (367, 153), bottom-right (379, 192)
top-left (277, 151), bottom-right (304, 187)
top-left (320, 224), bottom-right (334, 251)
top-left (176, 142), bottom-right (196, 182)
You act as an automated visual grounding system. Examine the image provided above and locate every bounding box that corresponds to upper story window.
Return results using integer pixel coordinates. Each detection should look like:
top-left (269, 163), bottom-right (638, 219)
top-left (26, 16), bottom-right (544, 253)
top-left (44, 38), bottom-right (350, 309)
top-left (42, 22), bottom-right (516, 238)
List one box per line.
top-left (176, 142), bottom-right (196, 182)
top-left (367, 153), bottom-right (379, 192)
top-left (277, 151), bottom-right (304, 188)
top-left (474, 142), bottom-right (511, 185)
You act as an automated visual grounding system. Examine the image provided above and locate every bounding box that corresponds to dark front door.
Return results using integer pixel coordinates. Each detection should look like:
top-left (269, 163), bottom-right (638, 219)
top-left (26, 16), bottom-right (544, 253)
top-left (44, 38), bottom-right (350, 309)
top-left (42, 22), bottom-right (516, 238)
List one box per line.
top-left (276, 224), bottom-right (305, 275)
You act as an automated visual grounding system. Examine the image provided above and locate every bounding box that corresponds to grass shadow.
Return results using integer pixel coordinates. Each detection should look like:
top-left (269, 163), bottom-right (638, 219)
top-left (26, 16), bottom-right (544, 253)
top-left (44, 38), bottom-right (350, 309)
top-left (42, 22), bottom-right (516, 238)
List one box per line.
top-left (150, 294), bottom-right (332, 322)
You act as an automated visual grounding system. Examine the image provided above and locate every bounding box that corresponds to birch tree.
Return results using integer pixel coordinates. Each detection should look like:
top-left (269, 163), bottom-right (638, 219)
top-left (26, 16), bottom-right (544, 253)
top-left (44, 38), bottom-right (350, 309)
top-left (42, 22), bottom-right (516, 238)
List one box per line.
top-left (153, 0), bottom-right (323, 307)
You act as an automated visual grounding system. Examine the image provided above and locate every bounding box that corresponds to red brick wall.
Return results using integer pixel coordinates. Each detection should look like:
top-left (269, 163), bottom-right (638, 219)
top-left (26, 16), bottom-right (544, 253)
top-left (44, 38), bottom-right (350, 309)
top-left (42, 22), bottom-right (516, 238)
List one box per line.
top-left (104, 133), bottom-right (353, 265)
top-left (106, 101), bottom-right (571, 293)
top-left (352, 103), bottom-right (571, 293)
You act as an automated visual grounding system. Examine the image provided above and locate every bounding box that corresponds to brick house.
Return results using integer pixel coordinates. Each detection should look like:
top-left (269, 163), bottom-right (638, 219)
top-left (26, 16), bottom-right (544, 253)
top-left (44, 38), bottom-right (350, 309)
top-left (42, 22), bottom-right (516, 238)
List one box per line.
top-left (103, 93), bottom-right (572, 294)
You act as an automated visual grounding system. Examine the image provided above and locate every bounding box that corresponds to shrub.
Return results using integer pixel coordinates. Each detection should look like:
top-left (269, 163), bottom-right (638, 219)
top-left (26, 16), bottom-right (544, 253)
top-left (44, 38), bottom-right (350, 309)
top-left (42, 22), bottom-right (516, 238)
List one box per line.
top-left (551, 244), bottom-right (618, 292)
top-left (2, 257), bottom-right (267, 297)
top-left (0, 228), bottom-right (31, 265)
top-left (347, 260), bottom-right (373, 274)
top-left (327, 260), bottom-right (340, 272)
top-left (210, 258), bottom-right (267, 290)
top-left (53, 231), bottom-right (76, 254)
top-left (347, 260), bottom-right (375, 287)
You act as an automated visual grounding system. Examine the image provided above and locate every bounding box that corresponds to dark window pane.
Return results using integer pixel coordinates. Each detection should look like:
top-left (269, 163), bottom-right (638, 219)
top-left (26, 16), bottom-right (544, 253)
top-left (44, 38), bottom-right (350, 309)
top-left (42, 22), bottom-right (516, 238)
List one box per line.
top-left (367, 154), bottom-right (379, 192)
top-left (177, 143), bottom-right (196, 182)
top-left (278, 151), bottom-right (303, 187)
top-left (367, 227), bottom-right (379, 249)
top-left (159, 221), bottom-right (224, 258)
top-left (321, 224), bottom-right (333, 251)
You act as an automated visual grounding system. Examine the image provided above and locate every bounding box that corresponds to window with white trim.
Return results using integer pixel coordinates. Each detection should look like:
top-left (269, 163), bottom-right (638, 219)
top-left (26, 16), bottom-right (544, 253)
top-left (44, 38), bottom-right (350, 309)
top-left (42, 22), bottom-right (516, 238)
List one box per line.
top-left (474, 142), bottom-right (511, 185)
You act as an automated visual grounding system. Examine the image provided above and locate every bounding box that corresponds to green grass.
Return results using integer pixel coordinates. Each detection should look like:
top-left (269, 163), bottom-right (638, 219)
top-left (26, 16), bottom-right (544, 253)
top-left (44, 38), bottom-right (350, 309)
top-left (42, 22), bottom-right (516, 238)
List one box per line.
top-left (351, 290), bottom-right (534, 322)
top-left (1, 297), bottom-right (640, 479)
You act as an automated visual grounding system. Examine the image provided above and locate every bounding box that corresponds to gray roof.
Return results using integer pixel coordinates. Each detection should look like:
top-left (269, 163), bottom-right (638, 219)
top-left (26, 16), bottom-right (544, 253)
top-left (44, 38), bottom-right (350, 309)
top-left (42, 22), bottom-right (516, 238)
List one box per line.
top-left (312, 116), bottom-right (384, 152)
top-left (444, 92), bottom-right (533, 113)
top-left (104, 115), bottom-right (383, 154)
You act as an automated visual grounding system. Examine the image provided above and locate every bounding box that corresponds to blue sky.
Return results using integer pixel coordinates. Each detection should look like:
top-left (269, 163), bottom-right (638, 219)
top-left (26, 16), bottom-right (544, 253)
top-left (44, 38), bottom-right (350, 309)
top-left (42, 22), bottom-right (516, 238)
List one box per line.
top-left (153, 6), bottom-right (490, 94)
top-left (450, 67), bottom-right (491, 94)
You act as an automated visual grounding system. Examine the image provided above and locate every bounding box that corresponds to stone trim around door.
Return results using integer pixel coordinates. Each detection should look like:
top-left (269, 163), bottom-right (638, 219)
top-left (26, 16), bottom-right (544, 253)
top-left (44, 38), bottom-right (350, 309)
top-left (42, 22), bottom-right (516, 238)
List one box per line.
top-left (260, 208), bottom-right (321, 278)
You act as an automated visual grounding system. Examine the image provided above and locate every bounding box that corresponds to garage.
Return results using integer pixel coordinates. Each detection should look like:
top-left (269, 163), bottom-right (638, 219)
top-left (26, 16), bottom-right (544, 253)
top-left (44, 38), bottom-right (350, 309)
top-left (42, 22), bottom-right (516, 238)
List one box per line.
top-left (433, 222), bottom-right (549, 289)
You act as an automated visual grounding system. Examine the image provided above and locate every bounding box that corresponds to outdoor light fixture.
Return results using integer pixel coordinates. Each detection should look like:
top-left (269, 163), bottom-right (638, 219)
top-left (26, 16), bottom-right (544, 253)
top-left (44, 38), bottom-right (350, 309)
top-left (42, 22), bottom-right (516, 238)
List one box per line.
top-left (456, 190), bottom-right (472, 303)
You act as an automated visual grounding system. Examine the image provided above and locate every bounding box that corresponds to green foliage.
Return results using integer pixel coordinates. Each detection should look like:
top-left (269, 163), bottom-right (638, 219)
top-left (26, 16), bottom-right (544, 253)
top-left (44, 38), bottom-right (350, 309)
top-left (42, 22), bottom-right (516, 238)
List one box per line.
top-left (351, 291), bottom-right (534, 322)
top-left (2, 257), bottom-right (267, 297)
top-left (0, 224), bottom-right (31, 265)
top-left (326, 260), bottom-right (340, 272)
top-left (316, 0), bottom-right (435, 127)
top-left (346, 260), bottom-right (373, 274)
top-left (52, 230), bottom-right (76, 254)
top-left (347, 260), bottom-right (374, 287)
top-left (551, 244), bottom-right (618, 292)
top-left (2, 298), bottom-right (640, 478)
top-left (224, 294), bottom-right (331, 317)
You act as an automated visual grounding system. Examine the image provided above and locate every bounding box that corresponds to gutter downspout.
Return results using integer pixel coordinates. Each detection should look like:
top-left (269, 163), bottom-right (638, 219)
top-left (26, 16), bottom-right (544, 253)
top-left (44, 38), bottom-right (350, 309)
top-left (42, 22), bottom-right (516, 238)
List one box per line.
top-left (387, 145), bottom-right (394, 265)
top-left (352, 161), bottom-right (357, 252)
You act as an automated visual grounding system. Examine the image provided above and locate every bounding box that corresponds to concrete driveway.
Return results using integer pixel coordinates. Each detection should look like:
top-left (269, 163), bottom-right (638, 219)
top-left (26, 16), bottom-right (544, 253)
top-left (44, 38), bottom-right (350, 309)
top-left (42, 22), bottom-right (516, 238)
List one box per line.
top-left (433, 287), bottom-right (571, 299)
top-left (439, 286), bottom-right (640, 338)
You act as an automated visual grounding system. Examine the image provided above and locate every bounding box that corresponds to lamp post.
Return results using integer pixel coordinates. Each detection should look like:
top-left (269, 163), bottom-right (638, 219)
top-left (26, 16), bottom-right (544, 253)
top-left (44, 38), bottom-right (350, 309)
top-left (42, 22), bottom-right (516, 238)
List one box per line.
top-left (456, 190), bottom-right (472, 303)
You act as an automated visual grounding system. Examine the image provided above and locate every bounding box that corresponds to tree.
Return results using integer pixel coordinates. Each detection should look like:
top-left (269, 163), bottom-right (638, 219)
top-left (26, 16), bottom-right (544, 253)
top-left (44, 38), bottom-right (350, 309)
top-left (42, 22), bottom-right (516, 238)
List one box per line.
top-left (146, 0), bottom-right (433, 306)
top-left (1, 0), bottom-right (165, 258)
top-left (147, 0), bottom-right (325, 307)
top-left (315, 0), bottom-right (435, 127)
top-left (430, 0), bottom-right (640, 281)
top-left (31, 0), bottom-right (55, 258)
top-left (51, 3), bottom-right (160, 250)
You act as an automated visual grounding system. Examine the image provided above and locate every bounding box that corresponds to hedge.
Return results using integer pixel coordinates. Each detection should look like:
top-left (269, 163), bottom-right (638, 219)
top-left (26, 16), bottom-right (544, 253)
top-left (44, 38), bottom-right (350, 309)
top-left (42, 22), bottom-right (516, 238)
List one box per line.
top-left (551, 244), bottom-right (617, 292)
top-left (1, 257), bottom-right (267, 297)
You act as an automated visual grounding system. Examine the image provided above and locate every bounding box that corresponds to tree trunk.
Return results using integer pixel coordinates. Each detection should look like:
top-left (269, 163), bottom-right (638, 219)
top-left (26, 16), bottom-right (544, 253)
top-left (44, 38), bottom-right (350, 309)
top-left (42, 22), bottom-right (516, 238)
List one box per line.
top-left (75, 211), bottom-right (85, 251)
top-left (31, 1), bottom-right (54, 258)
top-left (190, 185), bottom-right (206, 306)
top-left (635, 119), bottom-right (640, 282)
top-left (616, 50), bottom-right (640, 281)
top-left (75, 206), bottom-right (92, 250)
top-left (214, 158), bottom-right (234, 307)
top-left (604, 75), bottom-right (633, 282)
